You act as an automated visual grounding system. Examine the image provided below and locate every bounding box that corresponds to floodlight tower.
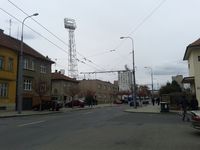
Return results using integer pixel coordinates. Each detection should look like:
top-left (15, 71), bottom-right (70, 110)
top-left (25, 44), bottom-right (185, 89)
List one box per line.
top-left (64, 18), bottom-right (78, 79)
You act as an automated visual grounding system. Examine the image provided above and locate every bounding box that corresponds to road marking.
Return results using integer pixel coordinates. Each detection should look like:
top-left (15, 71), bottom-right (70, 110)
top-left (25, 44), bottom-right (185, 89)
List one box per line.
top-left (18, 120), bottom-right (46, 127)
top-left (83, 112), bottom-right (93, 115)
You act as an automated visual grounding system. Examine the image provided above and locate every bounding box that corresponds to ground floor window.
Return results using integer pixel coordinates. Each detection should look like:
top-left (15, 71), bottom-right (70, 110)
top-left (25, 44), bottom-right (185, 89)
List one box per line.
top-left (0, 83), bottom-right (8, 97)
top-left (24, 79), bottom-right (32, 91)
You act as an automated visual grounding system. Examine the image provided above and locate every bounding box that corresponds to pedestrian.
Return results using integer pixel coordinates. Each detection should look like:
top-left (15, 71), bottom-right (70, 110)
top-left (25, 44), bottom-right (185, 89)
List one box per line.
top-left (157, 97), bottom-right (160, 106)
top-left (190, 95), bottom-right (199, 110)
top-left (180, 95), bottom-right (190, 122)
top-left (152, 97), bottom-right (155, 106)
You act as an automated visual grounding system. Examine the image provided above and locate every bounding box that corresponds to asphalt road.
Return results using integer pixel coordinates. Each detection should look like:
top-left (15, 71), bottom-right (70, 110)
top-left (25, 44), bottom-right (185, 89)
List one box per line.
top-left (0, 105), bottom-right (200, 150)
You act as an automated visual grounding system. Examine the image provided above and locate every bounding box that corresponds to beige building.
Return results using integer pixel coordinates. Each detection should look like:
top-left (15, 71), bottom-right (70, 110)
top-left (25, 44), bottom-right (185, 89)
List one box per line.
top-left (183, 38), bottom-right (200, 105)
top-left (51, 71), bottom-right (79, 104)
top-left (79, 79), bottom-right (118, 104)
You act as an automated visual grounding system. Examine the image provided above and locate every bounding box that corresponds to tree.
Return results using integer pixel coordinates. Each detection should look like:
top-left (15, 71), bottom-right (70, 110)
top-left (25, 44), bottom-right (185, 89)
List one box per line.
top-left (159, 81), bottom-right (182, 95)
top-left (138, 85), bottom-right (150, 97)
top-left (68, 83), bottom-right (80, 101)
top-left (34, 78), bottom-right (50, 111)
top-left (85, 90), bottom-right (96, 106)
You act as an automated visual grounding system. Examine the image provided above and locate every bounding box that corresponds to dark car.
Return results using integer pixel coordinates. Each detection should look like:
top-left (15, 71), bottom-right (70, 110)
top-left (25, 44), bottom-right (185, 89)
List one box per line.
top-left (65, 100), bottom-right (85, 108)
top-left (129, 100), bottom-right (139, 107)
top-left (33, 100), bottom-right (63, 111)
top-left (191, 110), bottom-right (200, 130)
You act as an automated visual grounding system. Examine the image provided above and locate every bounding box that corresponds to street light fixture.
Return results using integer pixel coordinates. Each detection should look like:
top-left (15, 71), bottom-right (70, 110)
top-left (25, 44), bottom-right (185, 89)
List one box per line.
top-left (17, 13), bottom-right (39, 114)
top-left (120, 36), bottom-right (137, 108)
top-left (144, 66), bottom-right (154, 97)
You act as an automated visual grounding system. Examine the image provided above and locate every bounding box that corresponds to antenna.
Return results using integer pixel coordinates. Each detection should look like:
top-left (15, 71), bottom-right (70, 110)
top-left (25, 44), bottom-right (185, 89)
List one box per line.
top-left (64, 18), bottom-right (78, 79)
top-left (9, 19), bottom-right (12, 36)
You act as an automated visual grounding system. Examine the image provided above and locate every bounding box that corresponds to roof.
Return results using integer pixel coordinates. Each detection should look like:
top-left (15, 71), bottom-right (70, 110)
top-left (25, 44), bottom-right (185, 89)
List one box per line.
top-left (182, 76), bottom-right (194, 83)
top-left (183, 38), bottom-right (200, 60)
top-left (0, 29), bottom-right (54, 63)
top-left (51, 72), bottom-right (79, 82)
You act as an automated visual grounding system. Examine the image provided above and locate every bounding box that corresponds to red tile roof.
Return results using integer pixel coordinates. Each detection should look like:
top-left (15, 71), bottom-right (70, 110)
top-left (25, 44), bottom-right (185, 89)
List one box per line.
top-left (0, 29), bottom-right (54, 63)
top-left (51, 72), bottom-right (78, 82)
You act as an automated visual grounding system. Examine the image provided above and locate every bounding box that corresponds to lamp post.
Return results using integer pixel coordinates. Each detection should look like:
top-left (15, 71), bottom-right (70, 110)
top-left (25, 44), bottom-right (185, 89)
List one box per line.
top-left (120, 36), bottom-right (137, 108)
top-left (17, 13), bottom-right (39, 114)
top-left (144, 67), bottom-right (154, 97)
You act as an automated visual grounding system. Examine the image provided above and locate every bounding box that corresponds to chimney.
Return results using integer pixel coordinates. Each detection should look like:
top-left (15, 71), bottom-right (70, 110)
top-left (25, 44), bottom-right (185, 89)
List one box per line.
top-left (0, 29), bottom-right (4, 34)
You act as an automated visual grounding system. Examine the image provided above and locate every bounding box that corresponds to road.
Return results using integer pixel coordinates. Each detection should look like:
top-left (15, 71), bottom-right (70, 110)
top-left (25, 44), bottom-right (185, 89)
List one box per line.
top-left (0, 105), bottom-right (199, 150)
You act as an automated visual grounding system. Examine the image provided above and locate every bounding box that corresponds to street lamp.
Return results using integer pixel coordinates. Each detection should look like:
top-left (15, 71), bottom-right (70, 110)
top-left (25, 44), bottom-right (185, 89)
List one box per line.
top-left (17, 13), bottom-right (39, 114)
top-left (144, 66), bottom-right (154, 97)
top-left (120, 36), bottom-right (137, 108)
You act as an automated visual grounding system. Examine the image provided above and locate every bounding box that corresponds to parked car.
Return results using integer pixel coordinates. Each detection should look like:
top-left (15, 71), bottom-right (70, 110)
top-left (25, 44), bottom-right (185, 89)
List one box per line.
top-left (113, 100), bottom-right (123, 104)
top-left (191, 110), bottom-right (200, 130)
top-left (65, 100), bottom-right (85, 108)
top-left (33, 100), bottom-right (63, 111)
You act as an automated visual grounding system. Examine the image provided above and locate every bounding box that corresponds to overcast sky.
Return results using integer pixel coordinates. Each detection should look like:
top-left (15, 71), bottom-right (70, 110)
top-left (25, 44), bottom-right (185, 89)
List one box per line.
top-left (1, 0), bottom-right (200, 88)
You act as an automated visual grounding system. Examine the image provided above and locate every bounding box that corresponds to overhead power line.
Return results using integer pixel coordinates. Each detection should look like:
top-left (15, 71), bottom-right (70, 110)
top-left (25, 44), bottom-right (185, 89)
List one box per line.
top-left (0, 7), bottom-right (105, 71)
top-left (7, 0), bottom-right (102, 70)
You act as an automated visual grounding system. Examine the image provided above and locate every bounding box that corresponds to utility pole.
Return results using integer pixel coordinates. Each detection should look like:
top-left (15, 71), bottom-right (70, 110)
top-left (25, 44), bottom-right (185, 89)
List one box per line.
top-left (120, 36), bottom-right (137, 108)
top-left (17, 13), bottom-right (39, 114)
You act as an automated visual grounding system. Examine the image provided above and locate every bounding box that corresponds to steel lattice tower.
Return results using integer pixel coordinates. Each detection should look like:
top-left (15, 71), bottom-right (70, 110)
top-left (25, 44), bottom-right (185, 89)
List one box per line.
top-left (64, 18), bottom-right (78, 79)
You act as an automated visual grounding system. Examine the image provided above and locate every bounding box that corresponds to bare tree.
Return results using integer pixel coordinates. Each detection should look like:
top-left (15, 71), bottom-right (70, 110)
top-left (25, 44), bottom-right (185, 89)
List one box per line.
top-left (34, 78), bottom-right (50, 111)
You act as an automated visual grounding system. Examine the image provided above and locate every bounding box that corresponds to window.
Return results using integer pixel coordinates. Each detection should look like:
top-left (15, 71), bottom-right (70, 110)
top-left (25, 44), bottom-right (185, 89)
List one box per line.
top-left (23, 58), bottom-right (28, 69)
top-left (23, 59), bottom-right (34, 70)
top-left (24, 79), bottom-right (32, 91)
top-left (30, 60), bottom-right (34, 70)
top-left (40, 65), bottom-right (46, 73)
top-left (0, 56), bottom-right (4, 70)
top-left (198, 56), bottom-right (200, 61)
top-left (8, 58), bottom-right (13, 71)
top-left (0, 83), bottom-right (8, 97)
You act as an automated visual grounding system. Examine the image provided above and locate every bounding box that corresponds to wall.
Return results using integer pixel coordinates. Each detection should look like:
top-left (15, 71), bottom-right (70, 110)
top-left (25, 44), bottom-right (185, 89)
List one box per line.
top-left (0, 47), bottom-right (17, 110)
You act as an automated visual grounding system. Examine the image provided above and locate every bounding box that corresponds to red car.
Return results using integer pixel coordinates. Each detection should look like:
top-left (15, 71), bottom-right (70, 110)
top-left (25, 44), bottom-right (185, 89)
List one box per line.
top-left (191, 111), bottom-right (200, 130)
top-left (65, 100), bottom-right (85, 108)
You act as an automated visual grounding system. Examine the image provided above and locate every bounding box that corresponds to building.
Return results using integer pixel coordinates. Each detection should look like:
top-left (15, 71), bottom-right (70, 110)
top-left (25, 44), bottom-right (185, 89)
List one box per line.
top-left (172, 75), bottom-right (183, 89)
top-left (118, 71), bottom-right (132, 92)
top-left (51, 71), bottom-right (79, 104)
top-left (79, 79), bottom-right (118, 104)
top-left (0, 29), bottom-right (54, 110)
top-left (183, 38), bottom-right (200, 105)
top-left (0, 29), bottom-right (18, 110)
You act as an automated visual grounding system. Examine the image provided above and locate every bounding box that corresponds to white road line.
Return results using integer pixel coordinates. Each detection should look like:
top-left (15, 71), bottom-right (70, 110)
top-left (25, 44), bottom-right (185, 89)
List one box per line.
top-left (83, 112), bottom-right (93, 115)
top-left (18, 120), bottom-right (46, 127)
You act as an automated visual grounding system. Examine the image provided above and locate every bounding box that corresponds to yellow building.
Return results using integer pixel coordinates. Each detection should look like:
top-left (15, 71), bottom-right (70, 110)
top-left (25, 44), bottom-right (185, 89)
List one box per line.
top-left (0, 30), bottom-right (18, 110)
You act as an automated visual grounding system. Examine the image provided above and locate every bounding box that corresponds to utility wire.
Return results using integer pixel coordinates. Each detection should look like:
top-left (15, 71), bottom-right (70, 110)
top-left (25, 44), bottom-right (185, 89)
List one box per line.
top-left (111, 0), bottom-right (167, 69)
top-left (7, 0), bottom-right (99, 68)
top-left (127, 0), bottom-right (167, 36)
top-left (0, 7), bottom-right (105, 71)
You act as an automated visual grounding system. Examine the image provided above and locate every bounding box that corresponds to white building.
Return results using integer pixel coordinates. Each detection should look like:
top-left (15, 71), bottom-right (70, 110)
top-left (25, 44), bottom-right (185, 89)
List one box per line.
top-left (183, 38), bottom-right (200, 105)
top-left (118, 71), bottom-right (133, 92)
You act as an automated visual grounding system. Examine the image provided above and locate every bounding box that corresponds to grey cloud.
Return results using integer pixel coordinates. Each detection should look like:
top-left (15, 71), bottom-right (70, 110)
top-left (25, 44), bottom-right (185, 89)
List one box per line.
top-left (153, 63), bottom-right (188, 76)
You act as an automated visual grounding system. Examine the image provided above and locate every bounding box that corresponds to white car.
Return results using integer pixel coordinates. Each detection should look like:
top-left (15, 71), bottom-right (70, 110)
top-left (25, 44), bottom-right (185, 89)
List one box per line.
top-left (191, 110), bottom-right (200, 130)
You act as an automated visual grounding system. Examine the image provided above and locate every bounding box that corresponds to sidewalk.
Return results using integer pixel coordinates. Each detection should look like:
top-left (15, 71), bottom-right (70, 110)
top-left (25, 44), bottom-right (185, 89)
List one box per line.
top-left (0, 103), bottom-right (116, 118)
top-left (124, 104), bottom-right (180, 114)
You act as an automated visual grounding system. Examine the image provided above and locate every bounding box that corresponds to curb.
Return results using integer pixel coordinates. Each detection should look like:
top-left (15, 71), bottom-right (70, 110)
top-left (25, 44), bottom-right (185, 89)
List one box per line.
top-left (124, 109), bottom-right (181, 115)
top-left (0, 104), bottom-right (118, 118)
